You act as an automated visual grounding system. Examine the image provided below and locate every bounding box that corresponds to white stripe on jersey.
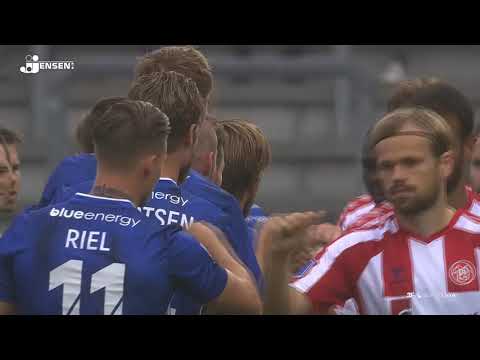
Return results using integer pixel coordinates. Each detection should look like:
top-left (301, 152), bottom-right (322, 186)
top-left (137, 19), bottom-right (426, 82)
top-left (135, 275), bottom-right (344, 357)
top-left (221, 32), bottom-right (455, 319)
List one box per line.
top-left (409, 237), bottom-right (447, 315)
top-left (454, 214), bottom-right (480, 234)
top-left (468, 199), bottom-right (480, 217)
top-left (341, 202), bottom-right (376, 231)
top-left (75, 192), bottom-right (135, 206)
top-left (291, 219), bottom-right (398, 294)
top-left (357, 252), bottom-right (386, 315)
top-left (293, 212), bottom-right (480, 314)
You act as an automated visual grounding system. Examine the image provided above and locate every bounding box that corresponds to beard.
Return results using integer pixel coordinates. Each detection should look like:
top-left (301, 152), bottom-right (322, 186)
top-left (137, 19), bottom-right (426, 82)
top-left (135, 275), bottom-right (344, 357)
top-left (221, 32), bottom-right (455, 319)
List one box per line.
top-left (387, 181), bottom-right (440, 217)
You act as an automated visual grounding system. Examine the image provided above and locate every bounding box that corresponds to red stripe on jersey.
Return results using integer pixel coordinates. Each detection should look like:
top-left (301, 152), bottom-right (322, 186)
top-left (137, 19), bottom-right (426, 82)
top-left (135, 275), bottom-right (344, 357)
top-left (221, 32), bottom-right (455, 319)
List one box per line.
top-left (306, 240), bottom-right (383, 314)
top-left (391, 298), bottom-right (412, 315)
top-left (382, 231), bottom-right (414, 297)
top-left (347, 203), bottom-right (394, 232)
top-left (444, 228), bottom-right (479, 293)
top-left (338, 194), bottom-right (374, 230)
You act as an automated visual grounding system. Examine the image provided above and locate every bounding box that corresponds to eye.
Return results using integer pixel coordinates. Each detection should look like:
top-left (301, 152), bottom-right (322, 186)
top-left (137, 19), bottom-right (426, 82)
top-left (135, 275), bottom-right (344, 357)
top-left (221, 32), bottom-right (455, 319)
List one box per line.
top-left (378, 162), bottom-right (393, 171)
top-left (403, 158), bottom-right (419, 167)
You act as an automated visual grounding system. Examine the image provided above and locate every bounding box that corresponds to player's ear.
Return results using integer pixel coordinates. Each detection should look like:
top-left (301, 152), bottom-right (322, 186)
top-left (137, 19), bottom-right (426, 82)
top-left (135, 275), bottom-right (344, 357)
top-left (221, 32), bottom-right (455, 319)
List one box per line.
top-left (141, 154), bottom-right (159, 179)
top-left (207, 151), bottom-right (216, 178)
top-left (464, 134), bottom-right (475, 161)
top-left (185, 124), bottom-right (198, 148)
top-left (439, 150), bottom-right (455, 180)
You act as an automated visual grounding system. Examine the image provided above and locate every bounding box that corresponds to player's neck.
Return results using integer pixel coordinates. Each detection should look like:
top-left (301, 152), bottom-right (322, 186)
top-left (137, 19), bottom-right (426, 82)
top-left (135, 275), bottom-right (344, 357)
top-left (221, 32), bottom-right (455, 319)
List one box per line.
top-left (162, 154), bottom-right (182, 184)
top-left (448, 177), bottom-right (468, 210)
top-left (396, 196), bottom-right (455, 238)
top-left (93, 174), bottom-right (139, 206)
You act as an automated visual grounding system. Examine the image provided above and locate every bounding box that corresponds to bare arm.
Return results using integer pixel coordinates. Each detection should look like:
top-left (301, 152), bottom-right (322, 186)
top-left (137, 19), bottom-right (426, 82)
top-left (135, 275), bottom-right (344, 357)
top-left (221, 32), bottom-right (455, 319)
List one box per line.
top-left (188, 222), bottom-right (262, 315)
top-left (260, 212), bottom-right (324, 315)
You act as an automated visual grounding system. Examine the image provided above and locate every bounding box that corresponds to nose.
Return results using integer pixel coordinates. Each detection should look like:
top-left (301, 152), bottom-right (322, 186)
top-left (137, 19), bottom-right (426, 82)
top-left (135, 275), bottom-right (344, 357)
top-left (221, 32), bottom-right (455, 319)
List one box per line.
top-left (391, 164), bottom-right (407, 183)
top-left (8, 169), bottom-right (19, 188)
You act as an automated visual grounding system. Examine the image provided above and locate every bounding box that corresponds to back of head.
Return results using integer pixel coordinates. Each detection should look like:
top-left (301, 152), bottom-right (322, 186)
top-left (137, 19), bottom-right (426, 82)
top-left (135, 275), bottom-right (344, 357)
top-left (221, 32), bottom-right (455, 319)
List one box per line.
top-left (219, 119), bottom-right (271, 213)
top-left (76, 97), bottom-right (126, 153)
top-left (134, 46), bottom-right (213, 100)
top-left (128, 71), bottom-right (205, 154)
top-left (369, 107), bottom-right (455, 159)
top-left (387, 78), bottom-right (474, 142)
top-left (191, 114), bottom-right (218, 178)
top-left (92, 99), bottom-right (170, 171)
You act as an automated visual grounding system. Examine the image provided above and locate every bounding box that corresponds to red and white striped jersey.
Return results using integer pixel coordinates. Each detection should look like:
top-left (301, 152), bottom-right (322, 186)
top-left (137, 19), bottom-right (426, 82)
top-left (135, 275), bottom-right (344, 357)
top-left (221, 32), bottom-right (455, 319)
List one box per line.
top-left (337, 195), bottom-right (376, 232)
top-left (339, 186), bottom-right (480, 233)
top-left (465, 185), bottom-right (480, 216)
top-left (292, 209), bottom-right (480, 315)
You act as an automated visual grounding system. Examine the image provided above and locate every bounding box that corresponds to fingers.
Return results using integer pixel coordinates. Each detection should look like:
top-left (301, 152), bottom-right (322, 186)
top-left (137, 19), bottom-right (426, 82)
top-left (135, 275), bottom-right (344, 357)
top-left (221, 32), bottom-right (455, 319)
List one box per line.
top-left (281, 211), bottom-right (326, 236)
top-left (307, 223), bottom-right (341, 248)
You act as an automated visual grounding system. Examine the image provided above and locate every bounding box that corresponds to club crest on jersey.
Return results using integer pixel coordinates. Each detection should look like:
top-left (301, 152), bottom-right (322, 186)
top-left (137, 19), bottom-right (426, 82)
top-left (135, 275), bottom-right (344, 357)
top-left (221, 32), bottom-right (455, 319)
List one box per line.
top-left (448, 260), bottom-right (477, 286)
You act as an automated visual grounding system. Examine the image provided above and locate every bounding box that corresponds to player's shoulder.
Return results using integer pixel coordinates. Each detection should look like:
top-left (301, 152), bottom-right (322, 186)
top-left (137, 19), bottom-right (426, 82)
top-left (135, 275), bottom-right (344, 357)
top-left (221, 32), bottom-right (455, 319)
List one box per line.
top-left (185, 189), bottom-right (224, 214)
top-left (345, 194), bottom-right (375, 212)
top-left (54, 153), bottom-right (96, 171)
top-left (453, 209), bottom-right (480, 235)
top-left (321, 215), bottom-right (398, 259)
top-left (346, 202), bottom-right (394, 232)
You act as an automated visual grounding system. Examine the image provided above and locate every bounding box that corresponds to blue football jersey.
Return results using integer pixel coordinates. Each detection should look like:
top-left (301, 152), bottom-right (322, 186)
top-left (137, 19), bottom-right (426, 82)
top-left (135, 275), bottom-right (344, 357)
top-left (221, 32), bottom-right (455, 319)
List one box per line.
top-left (0, 193), bottom-right (227, 315)
top-left (182, 170), bottom-right (262, 286)
top-left (138, 178), bottom-right (235, 314)
top-left (39, 154), bottom-right (97, 208)
top-left (246, 204), bottom-right (269, 229)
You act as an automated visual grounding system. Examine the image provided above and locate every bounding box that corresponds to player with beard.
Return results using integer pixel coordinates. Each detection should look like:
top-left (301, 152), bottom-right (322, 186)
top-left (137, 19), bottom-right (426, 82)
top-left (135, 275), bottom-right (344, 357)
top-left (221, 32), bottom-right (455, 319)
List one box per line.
top-left (338, 78), bottom-right (477, 232)
top-left (263, 107), bottom-right (480, 315)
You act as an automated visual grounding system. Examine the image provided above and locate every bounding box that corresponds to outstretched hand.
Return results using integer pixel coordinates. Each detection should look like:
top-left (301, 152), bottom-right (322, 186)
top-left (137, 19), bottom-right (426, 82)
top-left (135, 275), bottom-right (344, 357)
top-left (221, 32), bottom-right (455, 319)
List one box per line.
top-left (260, 211), bottom-right (326, 257)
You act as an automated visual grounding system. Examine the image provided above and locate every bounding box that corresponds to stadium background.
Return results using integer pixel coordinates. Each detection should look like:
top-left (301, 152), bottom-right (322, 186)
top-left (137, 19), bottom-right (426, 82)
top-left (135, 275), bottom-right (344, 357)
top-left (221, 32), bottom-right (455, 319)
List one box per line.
top-left (1, 45), bottom-right (480, 221)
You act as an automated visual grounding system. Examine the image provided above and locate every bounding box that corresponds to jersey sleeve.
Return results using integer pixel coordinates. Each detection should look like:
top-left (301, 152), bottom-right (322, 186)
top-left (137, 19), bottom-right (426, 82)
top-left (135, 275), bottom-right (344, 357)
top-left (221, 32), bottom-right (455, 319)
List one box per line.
top-left (337, 206), bottom-right (350, 232)
top-left (38, 160), bottom-right (73, 207)
top-left (0, 214), bottom-right (28, 303)
top-left (167, 229), bottom-right (228, 304)
top-left (290, 230), bottom-right (378, 314)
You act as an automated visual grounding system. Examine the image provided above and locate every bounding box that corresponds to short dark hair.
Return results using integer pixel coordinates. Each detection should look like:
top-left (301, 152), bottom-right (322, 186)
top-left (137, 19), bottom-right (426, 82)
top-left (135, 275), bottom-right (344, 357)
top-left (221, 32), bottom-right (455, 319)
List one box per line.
top-left (388, 78), bottom-right (474, 141)
top-left (134, 46), bottom-right (213, 100)
top-left (76, 97), bottom-right (126, 153)
top-left (128, 71), bottom-right (205, 153)
top-left (92, 99), bottom-right (170, 170)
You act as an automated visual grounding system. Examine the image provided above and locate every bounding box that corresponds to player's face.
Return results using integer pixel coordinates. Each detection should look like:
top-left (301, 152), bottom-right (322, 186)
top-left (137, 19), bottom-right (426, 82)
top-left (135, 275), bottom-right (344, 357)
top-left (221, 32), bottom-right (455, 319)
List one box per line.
top-left (376, 135), bottom-right (443, 216)
top-left (470, 139), bottom-right (480, 193)
top-left (0, 144), bottom-right (20, 213)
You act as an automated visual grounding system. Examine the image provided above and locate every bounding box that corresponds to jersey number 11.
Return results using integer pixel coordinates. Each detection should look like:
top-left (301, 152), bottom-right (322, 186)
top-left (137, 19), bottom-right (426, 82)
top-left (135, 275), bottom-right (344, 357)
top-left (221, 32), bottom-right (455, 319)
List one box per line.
top-left (49, 260), bottom-right (126, 315)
